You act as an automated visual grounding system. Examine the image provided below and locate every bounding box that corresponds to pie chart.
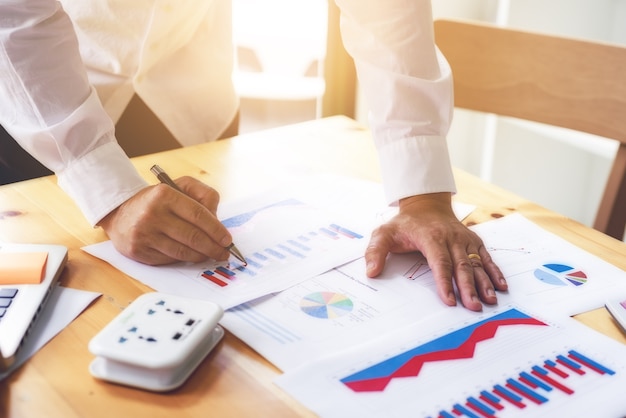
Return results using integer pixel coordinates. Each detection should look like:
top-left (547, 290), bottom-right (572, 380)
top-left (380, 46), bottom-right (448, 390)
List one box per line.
top-left (533, 263), bottom-right (588, 287)
top-left (300, 291), bottom-right (354, 319)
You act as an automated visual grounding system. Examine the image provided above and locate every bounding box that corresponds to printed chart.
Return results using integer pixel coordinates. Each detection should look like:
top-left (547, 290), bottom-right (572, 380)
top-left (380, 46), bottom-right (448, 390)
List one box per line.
top-left (221, 213), bottom-right (626, 374)
top-left (83, 184), bottom-right (376, 310)
top-left (533, 263), bottom-right (588, 287)
top-left (170, 196), bottom-right (368, 308)
top-left (468, 213), bottom-right (626, 316)
top-left (300, 292), bottom-right (354, 319)
top-left (275, 304), bottom-right (626, 418)
top-left (197, 200), bottom-right (364, 289)
top-left (220, 254), bottom-right (444, 370)
top-left (340, 308), bottom-right (548, 392)
top-left (431, 349), bottom-right (615, 418)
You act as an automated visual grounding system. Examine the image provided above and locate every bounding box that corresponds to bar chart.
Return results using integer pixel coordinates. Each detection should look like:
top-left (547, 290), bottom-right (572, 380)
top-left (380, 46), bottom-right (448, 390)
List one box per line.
top-left (198, 221), bottom-right (363, 289)
top-left (83, 186), bottom-right (375, 310)
top-left (170, 194), bottom-right (372, 308)
top-left (275, 304), bottom-right (626, 418)
top-left (430, 349), bottom-right (615, 418)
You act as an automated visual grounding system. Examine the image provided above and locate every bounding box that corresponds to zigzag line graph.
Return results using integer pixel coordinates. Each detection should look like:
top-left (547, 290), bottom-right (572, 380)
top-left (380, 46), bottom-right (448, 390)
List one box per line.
top-left (340, 309), bottom-right (547, 392)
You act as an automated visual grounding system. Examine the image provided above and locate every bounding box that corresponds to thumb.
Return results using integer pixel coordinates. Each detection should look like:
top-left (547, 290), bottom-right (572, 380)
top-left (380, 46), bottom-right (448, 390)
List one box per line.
top-left (364, 229), bottom-right (393, 277)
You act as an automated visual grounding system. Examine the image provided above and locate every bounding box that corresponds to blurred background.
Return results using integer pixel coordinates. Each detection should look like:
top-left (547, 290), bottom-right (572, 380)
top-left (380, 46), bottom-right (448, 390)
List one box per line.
top-left (232, 0), bottom-right (626, 239)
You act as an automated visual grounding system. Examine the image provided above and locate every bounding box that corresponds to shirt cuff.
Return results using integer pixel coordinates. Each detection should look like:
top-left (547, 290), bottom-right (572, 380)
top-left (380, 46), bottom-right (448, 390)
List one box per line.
top-left (376, 135), bottom-right (457, 205)
top-left (57, 141), bottom-right (148, 226)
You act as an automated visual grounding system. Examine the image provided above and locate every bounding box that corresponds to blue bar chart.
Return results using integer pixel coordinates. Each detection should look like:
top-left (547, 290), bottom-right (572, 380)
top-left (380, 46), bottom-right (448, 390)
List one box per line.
top-left (199, 220), bottom-right (363, 289)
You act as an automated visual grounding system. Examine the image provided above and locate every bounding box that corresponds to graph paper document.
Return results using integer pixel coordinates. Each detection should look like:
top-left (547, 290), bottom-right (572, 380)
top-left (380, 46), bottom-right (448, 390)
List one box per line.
top-left (82, 176), bottom-right (386, 309)
top-left (275, 303), bottom-right (626, 418)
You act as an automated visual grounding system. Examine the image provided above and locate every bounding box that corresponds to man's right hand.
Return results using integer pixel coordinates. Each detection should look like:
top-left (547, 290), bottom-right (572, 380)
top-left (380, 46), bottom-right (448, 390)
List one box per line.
top-left (98, 176), bottom-right (233, 265)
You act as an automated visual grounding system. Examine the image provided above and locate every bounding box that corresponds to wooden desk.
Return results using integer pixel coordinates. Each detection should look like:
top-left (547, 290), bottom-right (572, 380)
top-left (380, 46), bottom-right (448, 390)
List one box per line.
top-left (2, 116), bottom-right (625, 417)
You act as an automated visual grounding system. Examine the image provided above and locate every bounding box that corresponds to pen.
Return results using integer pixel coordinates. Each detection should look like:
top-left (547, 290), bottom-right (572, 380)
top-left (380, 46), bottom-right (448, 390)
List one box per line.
top-left (150, 164), bottom-right (247, 265)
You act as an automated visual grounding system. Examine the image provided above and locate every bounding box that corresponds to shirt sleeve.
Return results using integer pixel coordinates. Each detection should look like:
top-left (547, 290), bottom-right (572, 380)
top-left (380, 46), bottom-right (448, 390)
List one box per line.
top-left (0, 0), bottom-right (147, 225)
top-left (334, 0), bottom-right (457, 204)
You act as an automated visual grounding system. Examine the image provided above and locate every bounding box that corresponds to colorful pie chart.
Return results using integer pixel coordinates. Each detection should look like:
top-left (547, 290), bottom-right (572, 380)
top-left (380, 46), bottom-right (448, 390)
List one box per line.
top-left (533, 263), bottom-right (588, 287)
top-left (300, 291), bottom-right (354, 319)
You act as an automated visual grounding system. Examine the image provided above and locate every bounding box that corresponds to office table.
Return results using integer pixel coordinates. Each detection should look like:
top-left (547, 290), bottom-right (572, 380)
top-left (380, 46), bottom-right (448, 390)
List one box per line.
top-left (1, 116), bottom-right (625, 417)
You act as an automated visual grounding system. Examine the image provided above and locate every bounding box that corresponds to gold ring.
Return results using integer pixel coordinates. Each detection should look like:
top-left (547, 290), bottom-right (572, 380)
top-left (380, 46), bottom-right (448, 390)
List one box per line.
top-left (468, 253), bottom-right (481, 261)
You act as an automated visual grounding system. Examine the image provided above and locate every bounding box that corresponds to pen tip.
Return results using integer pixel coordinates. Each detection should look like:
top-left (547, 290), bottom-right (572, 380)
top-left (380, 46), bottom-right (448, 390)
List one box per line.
top-left (227, 244), bottom-right (246, 266)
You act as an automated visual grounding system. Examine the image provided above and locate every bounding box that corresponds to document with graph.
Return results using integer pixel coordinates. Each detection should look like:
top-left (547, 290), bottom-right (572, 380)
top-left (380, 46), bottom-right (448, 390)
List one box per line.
top-left (387, 213), bottom-right (626, 317)
top-left (82, 175), bottom-right (386, 309)
top-left (220, 212), bottom-right (626, 371)
top-left (470, 213), bottom-right (626, 316)
top-left (220, 252), bottom-right (445, 370)
top-left (275, 303), bottom-right (626, 418)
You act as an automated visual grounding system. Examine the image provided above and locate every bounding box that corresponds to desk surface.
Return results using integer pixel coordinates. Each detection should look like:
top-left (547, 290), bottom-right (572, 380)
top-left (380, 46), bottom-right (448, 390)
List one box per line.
top-left (2, 116), bottom-right (625, 417)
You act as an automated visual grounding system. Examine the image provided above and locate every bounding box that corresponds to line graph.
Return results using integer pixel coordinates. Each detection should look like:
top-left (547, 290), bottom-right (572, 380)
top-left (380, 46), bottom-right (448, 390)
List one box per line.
top-left (402, 254), bottom-right (431, 281)
top-left (340, 308), bottom-right (547, 392)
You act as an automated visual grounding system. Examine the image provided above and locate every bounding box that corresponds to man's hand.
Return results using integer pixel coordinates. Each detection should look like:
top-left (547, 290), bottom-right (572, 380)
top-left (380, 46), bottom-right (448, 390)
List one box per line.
top-left (364, 192), bottom-right (507, 311)
top-left (98, 176), bottom-right (232, 265)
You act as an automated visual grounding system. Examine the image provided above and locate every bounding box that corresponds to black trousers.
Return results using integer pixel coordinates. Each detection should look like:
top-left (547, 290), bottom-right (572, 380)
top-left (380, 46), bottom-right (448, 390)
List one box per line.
top-left (0, 124), bottom-right (52, 185)
top-left (0, 95), bottom-right (239, 185)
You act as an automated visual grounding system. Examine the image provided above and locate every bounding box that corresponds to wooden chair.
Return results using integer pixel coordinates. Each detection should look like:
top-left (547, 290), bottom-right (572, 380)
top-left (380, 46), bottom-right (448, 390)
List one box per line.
top-left (434, 19), bottom-right (626, 241)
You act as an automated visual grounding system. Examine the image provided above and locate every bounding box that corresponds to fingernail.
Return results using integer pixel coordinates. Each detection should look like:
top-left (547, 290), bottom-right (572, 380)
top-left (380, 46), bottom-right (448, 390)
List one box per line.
top-left (486, 288), bottom-right (495, 297)
top-left (447, 292), bottom-right (457, 305)
top-left (366, 261), bottom-right (376, 274)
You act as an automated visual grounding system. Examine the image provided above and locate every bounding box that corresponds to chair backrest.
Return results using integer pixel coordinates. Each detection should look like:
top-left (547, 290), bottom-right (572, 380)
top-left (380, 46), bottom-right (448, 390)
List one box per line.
top-left (434, 19), bottom-right (626, 240)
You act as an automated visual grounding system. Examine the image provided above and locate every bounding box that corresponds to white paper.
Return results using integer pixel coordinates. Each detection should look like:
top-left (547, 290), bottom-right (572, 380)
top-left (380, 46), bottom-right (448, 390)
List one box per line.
top-left (83, 175), bottom-right (387, 309)
top-left (0, 286), bottom-right (101, 380)
top-left (221, 213), bottom-right (626, 372)
top-left (472, 213), bottom-right (626, 316)
top-left (275, 303), bottom-right (626, 418)
top-left (383, 213), bottom-right (626, 317)
top-left (221, 253), bottom-right (445, 371)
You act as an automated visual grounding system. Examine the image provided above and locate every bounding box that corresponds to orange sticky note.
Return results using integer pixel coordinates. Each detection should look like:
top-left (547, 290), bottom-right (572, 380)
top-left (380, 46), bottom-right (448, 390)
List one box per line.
top-left (0, 252), bottom-right (48, 284)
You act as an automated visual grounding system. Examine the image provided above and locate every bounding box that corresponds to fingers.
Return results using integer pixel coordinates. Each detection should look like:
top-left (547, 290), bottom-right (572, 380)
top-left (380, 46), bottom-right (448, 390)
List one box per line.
top-left (426, 254), bottom-right (458, 308)
top-left (364, 227), bottom-right (393, 278)
top-left (363, 206), bottom-right (507, 312)
top-left (479, 248), bottom-right (508, 292)
top-left (148, 225), bottom-right (229, 264)
top-left (450, 249), bottom-right (492, 311)
top-left (448, 243), bottom-right (507, 311)
top-left (99, 183), bottom-right (232, 265)
top-left (176, 176), bottom-right (221, 214)
top-left (150, 184), bottom-right (232, 261)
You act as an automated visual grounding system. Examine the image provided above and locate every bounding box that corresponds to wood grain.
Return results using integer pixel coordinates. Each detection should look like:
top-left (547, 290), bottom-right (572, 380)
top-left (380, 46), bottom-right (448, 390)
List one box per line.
top-left (2, 116), bottom-right (625, 417)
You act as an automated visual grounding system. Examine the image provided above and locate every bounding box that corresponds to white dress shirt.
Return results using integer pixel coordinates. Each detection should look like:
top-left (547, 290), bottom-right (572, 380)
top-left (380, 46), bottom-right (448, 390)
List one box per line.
top-left (0, 0), bottom-right (455, 226)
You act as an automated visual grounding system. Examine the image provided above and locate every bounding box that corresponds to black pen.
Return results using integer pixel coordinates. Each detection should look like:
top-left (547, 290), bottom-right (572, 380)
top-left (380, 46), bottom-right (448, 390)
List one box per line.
top-left (150, 164), bottom-right (247, 265)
